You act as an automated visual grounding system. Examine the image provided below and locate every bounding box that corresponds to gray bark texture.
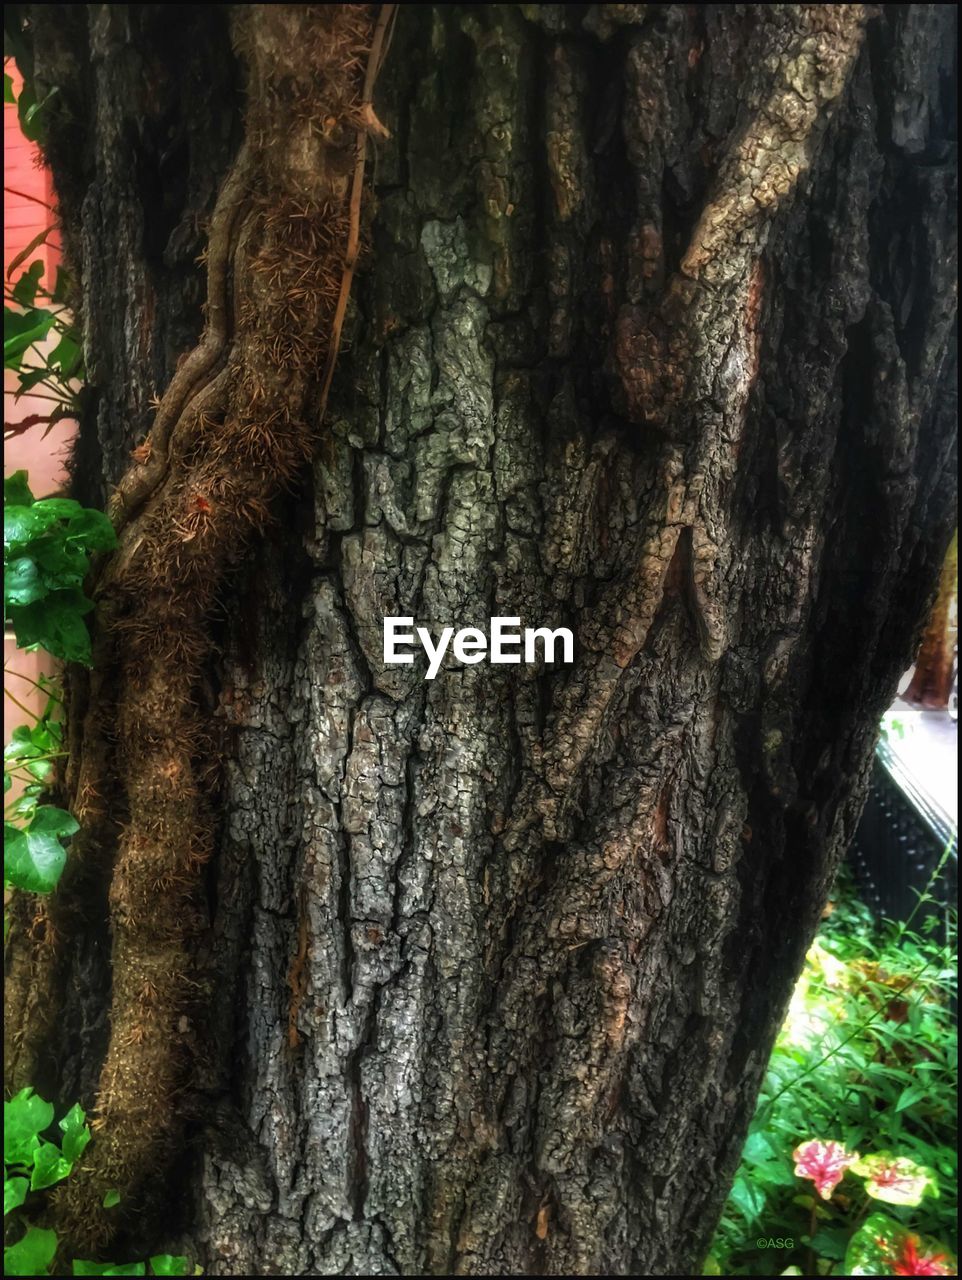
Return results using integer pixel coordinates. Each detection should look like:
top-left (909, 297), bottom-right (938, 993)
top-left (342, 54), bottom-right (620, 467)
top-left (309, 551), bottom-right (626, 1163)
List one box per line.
top-left (7, 3), bottom-right (958, 1275)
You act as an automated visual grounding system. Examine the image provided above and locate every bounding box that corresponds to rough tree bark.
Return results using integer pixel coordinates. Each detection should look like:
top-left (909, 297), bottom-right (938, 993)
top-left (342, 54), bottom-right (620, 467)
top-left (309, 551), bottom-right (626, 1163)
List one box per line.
top-left (4, 4), bottom-right (957, 1276)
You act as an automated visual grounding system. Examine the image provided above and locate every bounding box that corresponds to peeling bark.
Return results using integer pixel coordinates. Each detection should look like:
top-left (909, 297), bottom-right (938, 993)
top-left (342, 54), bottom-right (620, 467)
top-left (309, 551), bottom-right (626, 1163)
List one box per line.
top-left (5, 4), bottom-right (958, 1276)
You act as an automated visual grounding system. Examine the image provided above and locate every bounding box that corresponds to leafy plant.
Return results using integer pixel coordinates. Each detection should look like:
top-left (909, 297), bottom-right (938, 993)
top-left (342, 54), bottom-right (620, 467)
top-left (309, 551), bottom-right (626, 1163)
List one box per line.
top-left (3, 665), bottom-right (79, 896)
top-left (4, 1089), bottom-right (91, 1276)
top-left (3, 63), bottom-right (191, 1279)
top-left (4, 470), bottom-right (115, 664)
top-left (845, 1212), bottom-right (955, 1276)
top-left (710, 867), bottom-right (957, 1276)
top-left (3, 70), bottom-right (58, 145)
top-left (3, 1088), bottom-right (190, 1277)
top-left (4, 72), bottom-right (77, 441)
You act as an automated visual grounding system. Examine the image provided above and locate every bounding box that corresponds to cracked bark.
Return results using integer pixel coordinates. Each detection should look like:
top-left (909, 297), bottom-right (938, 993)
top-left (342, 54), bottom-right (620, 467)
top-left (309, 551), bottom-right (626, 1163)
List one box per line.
top-left (6, 4), bottom-right (957, 1276)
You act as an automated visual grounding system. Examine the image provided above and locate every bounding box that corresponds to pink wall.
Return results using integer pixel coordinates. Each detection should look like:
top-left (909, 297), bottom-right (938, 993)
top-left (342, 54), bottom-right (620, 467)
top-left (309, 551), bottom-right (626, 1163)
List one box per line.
top-left (4, 60), bottom-right (77, 740)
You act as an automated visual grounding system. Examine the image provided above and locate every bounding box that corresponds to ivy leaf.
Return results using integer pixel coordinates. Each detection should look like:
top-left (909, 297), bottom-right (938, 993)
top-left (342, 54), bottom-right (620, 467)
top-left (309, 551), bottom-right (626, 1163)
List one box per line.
top-left (3, 1087), bottom-right (54, 1167)
top-left (5, 556), bottom-right (43, 606)
top-left (8, 589), bottom-right (95, 664)
top-left (3, 1224), bottom-right (59, 1277)
top-left (72, 1264), bottom-right (146, 1277)
top-left (65, 507), bottom-right (116, 552)
top-left (30, 1140), bottom-right (72, 1191)
top-left (31, 534), bottom-right (90, 588)
top-left (59, 1103), bottom-right (91, 1165)
top-left (10, 260), bottom-right (46, 308)
top-left (4, 1175), bottom-right (29, 1217)
top-left (17, 83), bottom-right (59, 144)
top-left (48, 332), bottom-right (83, 380)
top-left (149, 1258), bottom-right (190, 1277)
top-left (3, 471), bottom-right (35, 506)
top-left (4, 504), bottom-right (59, 553)
top-left (3, 807), bottom-right (77, 894)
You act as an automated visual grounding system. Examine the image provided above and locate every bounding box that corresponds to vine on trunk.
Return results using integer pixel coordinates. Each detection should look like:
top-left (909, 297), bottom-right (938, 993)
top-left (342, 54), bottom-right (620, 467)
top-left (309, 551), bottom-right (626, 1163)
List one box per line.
top-left (19, 3), bottom-right (395, 1255)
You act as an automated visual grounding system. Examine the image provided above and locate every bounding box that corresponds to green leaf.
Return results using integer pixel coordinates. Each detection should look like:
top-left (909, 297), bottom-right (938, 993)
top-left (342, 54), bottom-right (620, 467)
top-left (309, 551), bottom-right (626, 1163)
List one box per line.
top-left (8, 589), bottom-right (94, 664)
top-left (12, 366), bottom-right (55, 397)
top-left (4, 306), bottom-right (56, 368)
top-left (65, 507), bottom-right (116, 552)
top-left (59, 1104), bottom-right (91, 1165)
top-left (26, 806), bottom-right (78, 839)
top-left (741, 1131), bottom-right (776, 1165)
top-left (4, 1224), bottom-right (58, 1277)
top-left (4, 505), bottom-right (58, 553)
top-left (4, 1175), bottom-right (29, 1217)
top-left (4, 73), bottom-right (15, 105)
top-left (3, 471), bottom-right (35, 507)
top-left (4, 1088), bottom-right (54, 1167)
top-left (47, 332), bottom-right (83, 380)
top-left (809, 1227), bottom-right (848, 1261)
top-left (51, 268), bottom-right (72, 306)
top-left (3, 807), bottom-right (77, 894)
top-left (149, 1258), bottom-right (189, 1277)
top-left (727, 1173), bottom-right (766, 1223)
top-left (102, 1189), bottom-right (121, 1209)
top-left (894, 1084), bottom-right (927, 1113)
top-left (10, 261), bottom-right (46, 309)
top-left (17, 84), bottom-right (59, 144)
top-left (72, 1264), bottom-right (146, 1277)
top-left (5, 556), bottom-right (43, 606)
top-left (58, 1111), bottom-right (90, 1172)
top-left (30, 1140), bottom-right (72, 1190)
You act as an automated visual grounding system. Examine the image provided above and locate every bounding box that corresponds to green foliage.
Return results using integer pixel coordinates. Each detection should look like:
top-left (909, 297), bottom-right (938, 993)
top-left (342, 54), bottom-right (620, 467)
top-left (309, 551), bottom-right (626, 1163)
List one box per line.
top-left (3, 679), bottom-right (78, 896)
top-left (3, 1090), bottom-right (190, 1277)
top-left (711, 870), bottom-right (958, 1276)
top-left (71, 1262), bottom-right (190, 1278)
top-left (3, 72), bottom-right (59, 145)
top-left (3, 1225), bottom-right (58, 1277)
top-left (4, 471), bottom-right (115, 665)
top-left (3, 67), bottom-right (191, 1280)
top-left (3, 1089), bottom-right (93, 1275)
top-left (4, 806), bottom-right (78, 894)
top-left (3, 1089), bottom-right (91, 1196)
top-left (4, 230), bottom-right (81, 432)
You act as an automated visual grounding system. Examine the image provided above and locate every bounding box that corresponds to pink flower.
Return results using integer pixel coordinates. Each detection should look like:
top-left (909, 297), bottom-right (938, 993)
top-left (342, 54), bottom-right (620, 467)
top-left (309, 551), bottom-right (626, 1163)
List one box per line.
top-left (792, 1139), bottom-right (860, 1200)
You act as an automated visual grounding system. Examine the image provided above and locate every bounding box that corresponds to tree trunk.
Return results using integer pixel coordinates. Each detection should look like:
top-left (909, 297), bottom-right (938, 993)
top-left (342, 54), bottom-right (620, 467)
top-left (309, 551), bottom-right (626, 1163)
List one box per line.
top-left (903, 529), bottom-right (958, 708)
top-left (5, 4), bottom-right (957, 1276)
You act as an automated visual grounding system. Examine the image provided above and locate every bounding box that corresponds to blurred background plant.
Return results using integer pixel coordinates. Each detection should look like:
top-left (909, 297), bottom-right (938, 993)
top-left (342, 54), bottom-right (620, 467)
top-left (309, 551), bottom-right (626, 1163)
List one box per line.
top-left (708, 862), bottom-right (958, 1276)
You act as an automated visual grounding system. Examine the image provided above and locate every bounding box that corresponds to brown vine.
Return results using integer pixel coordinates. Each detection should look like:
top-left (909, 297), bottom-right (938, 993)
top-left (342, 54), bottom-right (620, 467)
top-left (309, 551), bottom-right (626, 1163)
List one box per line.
top-left (35, 3), bottom-right (395, 1254)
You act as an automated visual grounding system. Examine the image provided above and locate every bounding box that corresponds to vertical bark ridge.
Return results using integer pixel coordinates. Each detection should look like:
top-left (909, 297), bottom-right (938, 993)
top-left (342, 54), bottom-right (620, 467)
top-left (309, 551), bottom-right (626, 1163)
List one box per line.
top-left (6, 4), bottom-right (955, 1276)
